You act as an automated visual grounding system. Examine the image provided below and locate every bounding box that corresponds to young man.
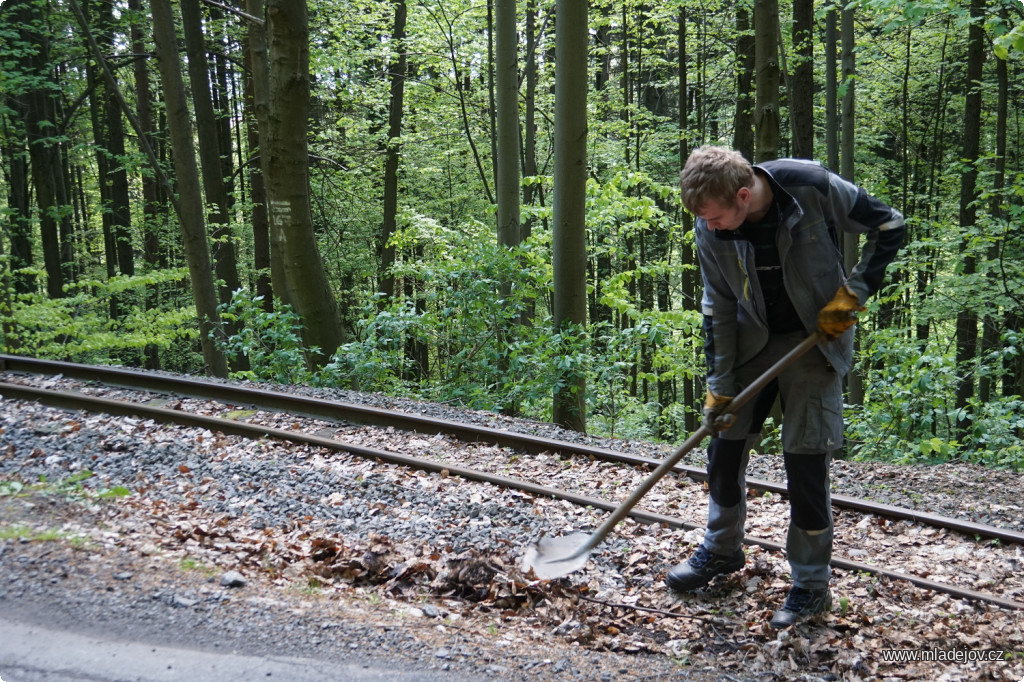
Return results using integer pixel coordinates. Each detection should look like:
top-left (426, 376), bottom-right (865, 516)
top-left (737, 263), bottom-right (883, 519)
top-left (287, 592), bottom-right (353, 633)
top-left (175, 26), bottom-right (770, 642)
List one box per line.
top-left (670, 146), bottom-right (905, 628)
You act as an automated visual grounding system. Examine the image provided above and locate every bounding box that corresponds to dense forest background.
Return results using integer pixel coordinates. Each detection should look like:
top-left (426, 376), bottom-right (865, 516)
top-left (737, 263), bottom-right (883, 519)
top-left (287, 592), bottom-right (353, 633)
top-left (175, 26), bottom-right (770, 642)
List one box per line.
top-left (0, 0), bottom-right (1022, 468)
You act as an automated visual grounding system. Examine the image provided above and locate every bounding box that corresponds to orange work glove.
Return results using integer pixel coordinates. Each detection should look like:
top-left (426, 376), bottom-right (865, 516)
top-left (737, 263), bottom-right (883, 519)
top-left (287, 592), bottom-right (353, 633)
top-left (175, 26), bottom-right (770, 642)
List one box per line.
top-left (817, 285), bottom-right (866, 339)
top-left (702, 388), bottom-right (734, 432)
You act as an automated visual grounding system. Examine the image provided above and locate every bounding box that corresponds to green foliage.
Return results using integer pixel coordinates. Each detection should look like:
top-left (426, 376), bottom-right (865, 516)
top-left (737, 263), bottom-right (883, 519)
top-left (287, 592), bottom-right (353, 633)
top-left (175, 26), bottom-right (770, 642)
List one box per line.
top-left (957, 397), bottom-right (1024, 469)
top-left (324, 214), bottom-right (562, 415)
top-left (847, 324), bottom-right (1024, 470)
top-left (321, 299), bottom-right (420, 396)
top-left (214, 289), bottom-right (317, 385)
top-left (320, 174), bottom-right (711, 440)
top-left (585, 172), bottom-right (704, 439)
top-left (989, 12), bottom-right (1024, 60)
top-left (1, 269), bottom-right (198, 364)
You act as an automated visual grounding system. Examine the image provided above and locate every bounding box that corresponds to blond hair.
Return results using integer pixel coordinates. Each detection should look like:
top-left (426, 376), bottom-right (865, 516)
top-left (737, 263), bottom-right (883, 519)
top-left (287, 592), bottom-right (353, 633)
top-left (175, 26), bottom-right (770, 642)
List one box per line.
top-left (679, 146), bottom-right (755, 214)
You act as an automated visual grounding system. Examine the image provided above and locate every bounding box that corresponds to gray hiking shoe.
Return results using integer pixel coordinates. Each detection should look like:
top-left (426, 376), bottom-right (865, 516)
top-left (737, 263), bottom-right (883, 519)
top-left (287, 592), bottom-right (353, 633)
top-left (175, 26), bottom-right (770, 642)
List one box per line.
top-left (665, 545), bottom-right (745, 592)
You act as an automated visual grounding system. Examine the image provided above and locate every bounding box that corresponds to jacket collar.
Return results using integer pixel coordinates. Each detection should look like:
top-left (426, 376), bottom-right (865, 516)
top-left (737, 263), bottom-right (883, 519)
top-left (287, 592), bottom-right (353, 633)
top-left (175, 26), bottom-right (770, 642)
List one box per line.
top-left (753, 164), bottom-right (803, 227)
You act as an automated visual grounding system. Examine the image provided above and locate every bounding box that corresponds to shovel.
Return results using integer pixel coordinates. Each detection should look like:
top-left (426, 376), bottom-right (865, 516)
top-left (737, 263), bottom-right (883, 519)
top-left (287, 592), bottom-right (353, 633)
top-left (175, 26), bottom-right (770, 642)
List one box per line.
top-left (521, 332), bottom-right (822, 579)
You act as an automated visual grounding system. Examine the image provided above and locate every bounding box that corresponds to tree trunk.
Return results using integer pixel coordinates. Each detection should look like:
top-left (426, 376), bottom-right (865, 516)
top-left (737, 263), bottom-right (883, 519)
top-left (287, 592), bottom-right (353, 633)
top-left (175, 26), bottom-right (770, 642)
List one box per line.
top-left (824, 2), bottom-right (838, 171)
top-left (914, 20), bottom-right (951, 346)
top-left (17, 0), bottom-right (66, 299)
top-left (620, 3), bottom-right (632, 168)
top-left (487, 0), bottom-right (498, 192)
top-left (3, 90), bottom-right (36, 297)
top-left (839, 3), bottom-right (864, 406)
top-left (521, 0), bottom-right (539, 326)
top-left (129, 0), bottom-right (165, 369)
top-left (495, 0), bottom-right (520, 405)
top-left (181, 0), bottom-right (243, 308)
top-left (102, 0), bottom-right (134, 279)
top-left (790, 0), bottom-right (813, 159)
top-left (955, 0), bottom-right (986, 433)
top-left (239, 0), bottom-right (272, 312)
top-left (996, 45), bottom-right (1020, 398)
top-left (245, 0), bottom-right (288, 309)
top-left (81, 0), bottom-right (133, 298)
top-left (442, 12), bottom-right (493, 205)
top-left (495, 0), bottom-right (520, 256)
top-left (733, 0), bottom-right (755, 160)
top-left (980, 36), bottom-right (1006, 403)
top-left (753, 0), bottom-right (779, 162)
top-left (182, 0), bottom-right (247, 371)
top-left (151, 0), bottom-right (229, 377)
top-left (85, 17), bottom-right (117, 297)
top-left (379, 0), bottom-right (408, 301)
top-left (551, 0), bottom-right (588, 433)
top-left (679, 8), bottom-right (698, 434)
top-left (264, 0), bottom-right (346, 368)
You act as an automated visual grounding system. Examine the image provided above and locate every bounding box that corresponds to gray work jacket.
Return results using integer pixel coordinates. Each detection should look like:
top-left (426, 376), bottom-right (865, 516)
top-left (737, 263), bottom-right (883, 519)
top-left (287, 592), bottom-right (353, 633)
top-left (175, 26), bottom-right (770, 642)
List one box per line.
top-left (695, 159), bottom-right (906, 397)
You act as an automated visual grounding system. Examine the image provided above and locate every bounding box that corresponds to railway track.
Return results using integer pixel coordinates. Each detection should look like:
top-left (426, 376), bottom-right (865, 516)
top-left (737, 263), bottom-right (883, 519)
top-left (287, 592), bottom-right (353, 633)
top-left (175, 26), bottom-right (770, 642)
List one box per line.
top-left (1, 353), bottom-right (1022, 615)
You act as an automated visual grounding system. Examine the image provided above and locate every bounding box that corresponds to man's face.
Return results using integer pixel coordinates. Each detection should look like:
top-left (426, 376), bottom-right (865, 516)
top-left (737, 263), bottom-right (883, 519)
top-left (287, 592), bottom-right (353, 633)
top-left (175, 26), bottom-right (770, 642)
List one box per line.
top-left (696, 186), bottom-right (752, 231)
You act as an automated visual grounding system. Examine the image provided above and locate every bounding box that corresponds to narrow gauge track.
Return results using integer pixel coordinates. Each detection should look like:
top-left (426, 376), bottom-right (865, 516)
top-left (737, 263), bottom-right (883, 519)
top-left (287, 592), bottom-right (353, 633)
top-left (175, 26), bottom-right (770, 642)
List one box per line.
top-left (0, 355), bottom-right (1021, 613)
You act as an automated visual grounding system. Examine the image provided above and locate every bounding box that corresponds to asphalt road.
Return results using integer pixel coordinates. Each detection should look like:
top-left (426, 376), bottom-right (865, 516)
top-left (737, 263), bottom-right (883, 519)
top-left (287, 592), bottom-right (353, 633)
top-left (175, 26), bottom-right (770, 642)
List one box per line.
top-left (0, 616), bottom-right (466, 682)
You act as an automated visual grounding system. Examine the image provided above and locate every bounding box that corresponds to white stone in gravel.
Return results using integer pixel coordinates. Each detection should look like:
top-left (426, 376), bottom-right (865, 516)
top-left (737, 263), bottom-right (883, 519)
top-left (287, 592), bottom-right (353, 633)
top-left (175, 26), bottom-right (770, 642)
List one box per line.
top-left (220, 570), bottom-right (247, 588)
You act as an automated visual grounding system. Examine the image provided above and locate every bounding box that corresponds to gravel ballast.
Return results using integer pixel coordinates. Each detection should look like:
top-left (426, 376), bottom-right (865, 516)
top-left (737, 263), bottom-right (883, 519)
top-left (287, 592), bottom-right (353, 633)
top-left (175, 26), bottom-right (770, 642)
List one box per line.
top-left (0, 397), bottom-right (709, 681)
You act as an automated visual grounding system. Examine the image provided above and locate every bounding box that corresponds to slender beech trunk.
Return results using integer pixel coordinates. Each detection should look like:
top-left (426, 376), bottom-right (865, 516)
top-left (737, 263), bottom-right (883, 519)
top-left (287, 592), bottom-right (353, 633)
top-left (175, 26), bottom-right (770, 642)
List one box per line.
top-left (679, 8), bottom-right (697, 434)
top-left (914, 21), bottom-right (951, 347)
top-left (996, 43), bottom-right (1021, 398)
top-left (753, 0), bottom-right (779, 162)
top-left (494, 0), bottom-right (520, 407)
top-left (551, 0), bottom-right (588, 433)
top-left (151, 0), bottom-right (229, 377)
top-left (981, 50), bottom-right (1006, 403)
top-left (129, 0), bottom-right (165, 369)
top-left (379, 0), bottom-right (408, 301)
top-left (17, 0), bottom-right (66, 299)
top-left (4, 96), bottom-right (35, 296)
top-left (733, 0), bottom-right (755, 160)
top-left (495, 0), bottom-right (520, 256)
top-left (520, 0), bottom-right (539, 326)
top-left (181, 0), bottom-right (243, 309)
top-left (3, 90), bottom-right (34, 302)
top-left (790, 0), bottom-right (813, 158)
top-left (245, 0), bottom-right (288, 308)
top-left (955, 0), bottom-right (986, 433)
top-left (824, 2), bottom-right (838, 171)
top-left (100, 1), bottom-right (134, 279)
top-left (240, 11), bottom-right (273, 313)
top-left (838, 2), bottom-right (864, 407)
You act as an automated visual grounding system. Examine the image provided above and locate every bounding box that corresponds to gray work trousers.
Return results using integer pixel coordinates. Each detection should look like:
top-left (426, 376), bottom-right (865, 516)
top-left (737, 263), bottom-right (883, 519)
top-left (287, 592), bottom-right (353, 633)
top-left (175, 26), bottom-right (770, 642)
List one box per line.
top-left (702, 331), bottom-right (841, 590)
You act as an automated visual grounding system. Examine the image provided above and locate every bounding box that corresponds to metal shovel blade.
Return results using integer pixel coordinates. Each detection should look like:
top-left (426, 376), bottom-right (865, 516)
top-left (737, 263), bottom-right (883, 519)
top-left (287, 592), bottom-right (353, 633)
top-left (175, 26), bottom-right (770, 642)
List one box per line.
top-left (520, 333), bottom-right (821, 581)
top-left (521, 532), bottom-right (593, 579)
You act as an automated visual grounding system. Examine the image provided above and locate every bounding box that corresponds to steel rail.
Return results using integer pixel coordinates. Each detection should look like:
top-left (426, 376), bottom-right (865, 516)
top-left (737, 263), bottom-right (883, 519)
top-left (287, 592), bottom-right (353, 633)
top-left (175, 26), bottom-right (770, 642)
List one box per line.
top-left (0, 381), bottom-right (1021, 612)
top-left (2, 354), bottom-right (1023, 548)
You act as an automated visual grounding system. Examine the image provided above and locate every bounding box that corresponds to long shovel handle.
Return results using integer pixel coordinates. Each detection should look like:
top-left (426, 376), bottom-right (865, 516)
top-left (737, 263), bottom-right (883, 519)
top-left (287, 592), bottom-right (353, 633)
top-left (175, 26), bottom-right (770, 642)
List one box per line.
top-left (571, 332), bottom-right (823, 559)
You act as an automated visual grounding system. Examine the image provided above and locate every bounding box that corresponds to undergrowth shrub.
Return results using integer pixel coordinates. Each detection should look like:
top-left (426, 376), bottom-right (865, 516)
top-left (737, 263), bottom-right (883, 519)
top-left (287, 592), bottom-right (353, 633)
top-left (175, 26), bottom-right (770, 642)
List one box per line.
top-left (215, 289), bottom-right (316, 385)
top-left (847, 325), bottom-right (1024, 470)
top-left (1, 268), bottom-right (200, 369)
